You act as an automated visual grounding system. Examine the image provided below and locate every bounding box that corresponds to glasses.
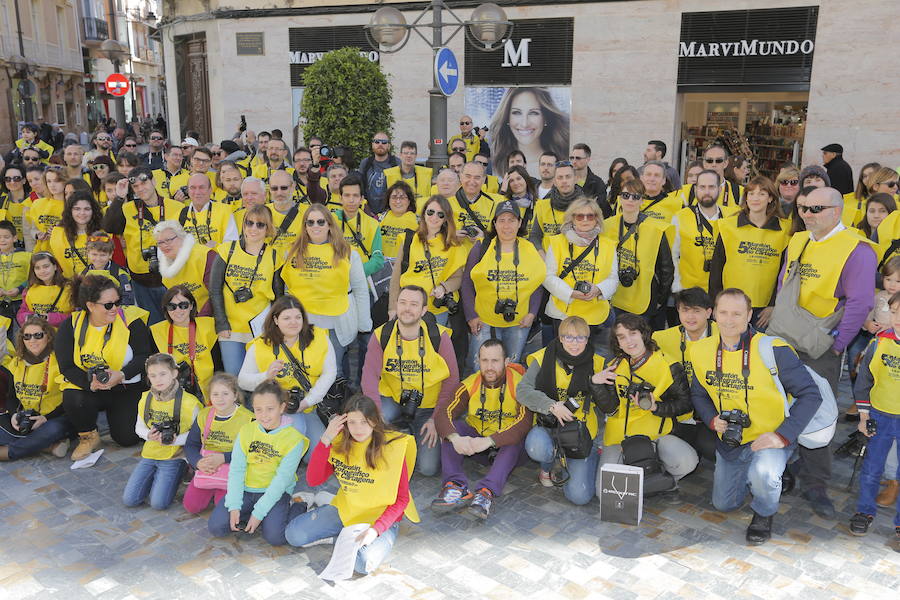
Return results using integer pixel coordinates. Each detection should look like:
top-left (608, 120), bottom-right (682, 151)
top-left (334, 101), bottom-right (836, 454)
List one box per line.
top-left (425, 208), bottom-right (445, 219)
top-left (244, 219), bottom-right (267, 229)
top-left (475, 161), bottom-right (489, 167)
top-left (306, 218), bottom-right (327, 227)
top-left (797, 204), bottom-right (837, 214)
top-left (157, 235), bottom-right (179, 246)
top-left (3, 176), bottom-right (23, 182)
top-left (310, 143), bottom-right (322, 148)
top-left (573, 213), bottom-right (597, 221)
top-left (460, 121), bottom-right (472, 125)
top-left (569, 155), bottom-right (587, 161)
top-left (270, 185), bottom-right (291, 191)
top-left (99, 299), bottom-right (122, 310)
top-left (22, 331), bottom-right (45, 340)
top-left (779, 179), bottom-right (799, 186)
top-left (22, 156), bottom-right (40, 161)
top-left (91, 164), bottom-right (109, 171)
top-left (372, 139), bottom-right (389, 145)
top-left (704, 157), bottom-right (726, 164)
top-left (561, 334), bottom-right (589, 344)
top-left (883, 181), bottom-right (899, 189)
top-left (193, 156), bottom-right (211, 163)
top-left (128, 174), bottom-right (151, 184)
top-left (150, 136), bottom-right (164, 141)
top-left (124, 143), bottom-right (137, 148)
top-left (96, 137), bottom-right (111, 142)
top-left (88, 233), bottom-right (111, 243)
top-left (555, 160), bottom-right (573, 168)
top-left (166, 301), bottom-right (192, 311)
top-left (619, 192), bottom-right (643, 201)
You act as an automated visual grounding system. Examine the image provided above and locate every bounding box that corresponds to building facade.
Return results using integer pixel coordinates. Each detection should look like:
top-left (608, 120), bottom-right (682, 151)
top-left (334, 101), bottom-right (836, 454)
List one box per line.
top-left (158, 0), bottom-right (900, 175)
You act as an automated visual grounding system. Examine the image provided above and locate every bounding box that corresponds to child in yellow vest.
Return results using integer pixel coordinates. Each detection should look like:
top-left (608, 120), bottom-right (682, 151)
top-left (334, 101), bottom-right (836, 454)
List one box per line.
top-left (122, 353), bottom-right (202, 510)
top-left (285, 394), bottom-right (419, 575)
top-left (17, 252), bottom-right (72, 328)
top-left (207, 380), bottom-right (309, 546)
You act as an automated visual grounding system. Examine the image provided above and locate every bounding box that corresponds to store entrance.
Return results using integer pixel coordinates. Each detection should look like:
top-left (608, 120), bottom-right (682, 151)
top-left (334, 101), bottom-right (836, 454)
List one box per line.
top-left (679, 91), bottom-right (808, 181)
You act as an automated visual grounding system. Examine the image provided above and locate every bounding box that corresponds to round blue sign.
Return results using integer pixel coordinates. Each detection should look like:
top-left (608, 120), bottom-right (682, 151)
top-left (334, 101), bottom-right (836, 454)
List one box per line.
top-left (434, 47), bottom-right (459, 97)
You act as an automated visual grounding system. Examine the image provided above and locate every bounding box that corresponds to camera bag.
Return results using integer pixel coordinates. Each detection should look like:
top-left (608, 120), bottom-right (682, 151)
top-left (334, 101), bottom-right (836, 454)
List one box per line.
top-left (620, 434), bottom-right (675, 496)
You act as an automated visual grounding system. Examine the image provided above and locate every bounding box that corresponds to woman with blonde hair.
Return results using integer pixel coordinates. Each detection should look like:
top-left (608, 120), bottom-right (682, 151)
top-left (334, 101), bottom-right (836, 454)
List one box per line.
top-left (775, 165), bottom-right (801, 217)
top-left (489, 87), bottom-right (569, 178)
top-left (842, 162), bottom-right (882, 227)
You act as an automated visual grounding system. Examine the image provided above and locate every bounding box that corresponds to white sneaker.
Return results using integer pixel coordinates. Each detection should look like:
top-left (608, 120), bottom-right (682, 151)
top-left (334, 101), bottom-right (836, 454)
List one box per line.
top-left (538, 470), bottom-right (553, 488)
top-left (291, 491), bottom-right (315, 506)
top-left (49, 439), bottom-right (70, 458)
top-left (313, 491), bottom-right (336, 507)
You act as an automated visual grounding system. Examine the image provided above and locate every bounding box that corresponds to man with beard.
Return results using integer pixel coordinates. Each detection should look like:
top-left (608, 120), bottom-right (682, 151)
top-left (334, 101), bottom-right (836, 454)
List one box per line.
top-left (432, 338), bottom-right (531, 519)
top-left (672, 170), bottom-right (722, 293)
top-left (62, 144), bottom-right (89, 181)
top-left (536, 151), bottom-right (558, 199)
top-left (528, 161), bottom-right (593, 252)
top-left (251, 138), bottom-right (293, 185)
top-left (358, 132), bottom-right (399, 214)
top-left (141, 129), bottom-right (167, 170)
top-left (291, 147), bottom-right (324, 204)
top-left (152, 145), bottom-right (187, 200)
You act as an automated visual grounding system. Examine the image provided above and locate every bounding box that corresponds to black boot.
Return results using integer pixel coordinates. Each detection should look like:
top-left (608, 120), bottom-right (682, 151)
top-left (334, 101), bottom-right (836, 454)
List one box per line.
top-left (746, 511), bottom-right (773, 545)
top-left (781, 467), bottom-right (796, 495)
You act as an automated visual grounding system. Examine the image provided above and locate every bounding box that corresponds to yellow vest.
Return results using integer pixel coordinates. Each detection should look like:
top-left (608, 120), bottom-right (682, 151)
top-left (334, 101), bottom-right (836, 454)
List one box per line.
top-left (167, 171), bottom-right (219, 200)
top-left (15, 138), bottom-right (54, 163)
top-left (447, 134), bottom-right (481, 162)
top-left (61, 306), bottom-right (149, 390)
top-left (153, 168), bottom-right (187, 199)
top-left (601, 214), bottom-right (672, 314)
top-left (161, 243), bottom-right (212, 311)
top-left (876, 210), bottom-right (900, 264)
top-left (0, 196), bottom-right (27, 243)
top-left (868, 337), bottom-right (900, 414)
top-left (379, 211), bottom-right (418, 259)
top-left (604, 352), bottom-right (677, 446)
top-left (546, 233), bottom-right (617, 325)
top-left (282, 243), bottom-right (351, 317)
top-left (237, 421), bottom-right (308, 489)
top-left (121, 198), bottom-right (184, 274)
top-left (137, 389), bottom-right (203, 460)
top-left (48, 228), bottom-right (89, 279)
top-left (150, 317), bottom-right (217, 400)
top-left (384, 165), bottom-right (433, 201)
top-left (674, 206), bottom-right (719, 291)
top-left (717, 214), bottom-right (791, 307)
top-left (376, 320), bottom-right (450, 409)
top-left (267, 203), bottom-right (306, 257)
top-left (248, 327), bottom-right (330, 412)
top-left (397, 232), bottom-right (467, 314)
top-left (27, 197), bottom-right (65, 247)
top-left (338, 210), bottom-right (380, 262)
top-left (783, 228), bottom-right (868, 317)
top-left (25, 284), bottom-right (73, 317)
top-left (179, 202), bottom-right (233, 246)
top-left (10, 353), bottom-right (63, 416)
top-left (447, 191), bottom-right (500, 234)
top-left (470, 238), bottom-right (545, 327)
top-left (197, 405), bottom-right (255, 453)
top-left (526, 348), bottom-right (604, 438)
top-left (459, 368), bottom-right (527, 436)
top-left (652, 321), bottom-right (719, 384)
top-left (0, 250), bottom-right (32, 301)
top-left (330, 431), bottom-right (420, 526)
top-left (688, 334), bottom-right (789, 444)
top-left (250, 163), bottom-right (295, 185)
top-left (842, 192), bottom-right (866, 228)
top-left (532, 198), bottom-right (567, 250)
top-left (215, 241), bottom-right (282, 334)
top-left (632, 191), bottom-right (682, 224)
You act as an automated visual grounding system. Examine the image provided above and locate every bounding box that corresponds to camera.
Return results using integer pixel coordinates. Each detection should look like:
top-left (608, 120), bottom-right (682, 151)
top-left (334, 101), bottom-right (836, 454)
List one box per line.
top-left (703, 258), bottom-right (712, 273)
top-left (239, 115), bottom-right (247, 133)
top-left (286, 387), bottom-right (305, 414)
top-left (563, 397), bottom-right (581, 413)
top-left (14, 409), bottom-right (39, 435)
top-left (399, 388), bottom-right (424, 420)
top-left (573, 281), bottom-right (594, 295)
top-left (319, 145), bottom-right (332, 158)
top-left (232, 286), bottom-right (253, 304)
top-left (474, 126), bottom-right (489, 135)
top-left (494, 298), bottom-right (518, 322)
top-left (87, 365), bottom-right (111, 385)
top-left (719, 409), bottom-right (752, 448)
top-left (866, 419), bottom-right (877, 436)
top-left (152, 418), bottom-right (179, 445)
top-left (141, 245), bottom-right (159, 273)
top-left (179, 185), bottom-right (189, 198)
top-left (176, 361), bottom-right (200, 397)
top-left (433, 293), bottom-right (459, 315)
top-left (625, 381), bottom-right (655, 410)
top-left (618, 266), bottom-right (638, 287)
top-left (461, 225), bottom-right (481, 238)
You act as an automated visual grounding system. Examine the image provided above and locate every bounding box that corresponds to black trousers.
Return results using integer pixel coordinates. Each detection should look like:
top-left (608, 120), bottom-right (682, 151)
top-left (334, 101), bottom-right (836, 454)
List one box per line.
top-left (794, 349), bottom-right (842, 491)
top-left (62, 384), bottom-right (143, 447)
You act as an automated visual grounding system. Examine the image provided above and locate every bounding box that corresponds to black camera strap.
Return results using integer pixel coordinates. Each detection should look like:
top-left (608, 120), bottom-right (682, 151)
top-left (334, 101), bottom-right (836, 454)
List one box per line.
top-left (617, 214), bottom-right (645, 273)
top-left (223, 240), bottom-right (266, 295)
top-left (557, 237), bottom-right (598, 280)
top-left (44, 285), bottom-right (66, 315)
top-left (640, 193), bottom-right (667, 215)
top-left (714, 335), bottom-right (751, 415)
top-left (77, 311), bottom-right (114, 369)
top-left (678, 321), bottom-right (712, 367)
top-left (395, 323), bottom-right (426, 394)
top-left (179, 204), bottom-right (214, 245)
top-left (67, 239), bottom-right (90, 271)
top-left (137, 198), bottom-right (166, 254)
top-left (142, 386), bottom-right (184, 432)
top-left (167, 321), bottom-right (197, 384)
top-left (270, 203), bottom-right (300, 246)
top-left (494, 238), bottom-right (520, 305)
top-left (421, 244), bottom-right (450, 303)
top-left (342, 212), bottom-right (372, 259)
top-left (693, 205), bottom-right (716, 265)
top-left (621, 352), bottom-right (653, 438)
top-left (454, 189), bottom-right (488, 233)
top-left (275, 342), bottom-right (311, 392)
top-left (478, 377), bottom-right (506, 437)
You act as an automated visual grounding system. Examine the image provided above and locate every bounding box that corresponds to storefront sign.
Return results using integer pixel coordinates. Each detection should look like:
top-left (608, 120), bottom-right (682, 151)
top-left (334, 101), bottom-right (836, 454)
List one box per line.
top-left (465, 18), bottom-right (573, 86)
top-left (288, 26), bottom-right (380, 87)
top-left (678, 7), bottom-right (818, 90)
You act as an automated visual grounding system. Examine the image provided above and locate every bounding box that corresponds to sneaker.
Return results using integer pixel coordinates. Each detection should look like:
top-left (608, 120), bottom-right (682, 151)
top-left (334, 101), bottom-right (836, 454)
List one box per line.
top-left (468, 488), bottom-right (494, 519)
top-left (292, 491), bottom-right (315, 506)
top-left (538, 470), bottom-right (553, 488)
top-left (801, 487), bottom-right (836, 519)
top-left (849, 513), bottom-right (874, 536)
top-left (431, 481), bottom-right (473, 513)
top-left (48, 439), bottom-right (70, 458)
top-left (746, 511), bottom-right (773, 545)
top-left (313, 491), bottom-right (336, 507)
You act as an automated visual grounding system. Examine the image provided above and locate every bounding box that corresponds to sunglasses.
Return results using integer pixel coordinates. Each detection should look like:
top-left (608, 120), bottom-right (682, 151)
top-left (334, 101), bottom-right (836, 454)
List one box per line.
top-left (372, 139), bottom-right (389, 145)
top-left (22, 331), bottom-right (45, 340)
top-left (460, 121), bottom-right (472, 125)
top-left (619, 192), bottom-right (643, 201)
top-left (883, 181), bottom-right (899, 189)
top-left (475, 161), bottom-right (489, 167)
top-left (569, 155), bottom-right (587, 161)
top-left (306, 218), bottom-right (327, 227)
top-left (99, 299), bottom-right (122, 310)
top-left (92, 164), bottom-right (109, 171)
top-left (124, 143), bottom-right (137, 148)
top-left (166, 301), bottom-right (192, 311)
top-left (244, 219), bottom-right (267, 229)
top-left (181, 145), bottom-right (193, 150)
top-left (88, 233), bottom-right (112, 243)
top-left (573, 213), bottom-right (597, 221)
top-left (3, 176), bottom-right (23, 182)
top-left (23, 156), bottom-right (40, 161)
top-left (150, 136), bottom-right (164, 141)
top-left (797, 204), bottom-right (836, 214)
top-left (704, 157), bottom-right (726, 164)
top-left (779, 179), bottom-right (799, 186)
top-left (96, 137), bottom-right (111, 142)
top-left (128, 174), bottom-right (152, 184)
top-left (555, 160), bottom-right (573, 168)
top-left (561, 334), bottom-right (589, 344)
top-left (425, 208), bottom-right (445, 219)
top-left (270, 185), bottom-right (291, 191)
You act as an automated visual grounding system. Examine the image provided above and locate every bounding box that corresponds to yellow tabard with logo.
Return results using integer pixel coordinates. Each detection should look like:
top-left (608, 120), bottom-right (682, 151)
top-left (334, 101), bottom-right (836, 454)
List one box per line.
top-left (137, 389), bottom-right (203, 460)
top-left (376, 320), bottom-right (450, 409)
top-left (179, 202), bottom-right (233, 246)
top-left (121, 198), bottom-right (184, 274)
top-left (717, 215), bottom-right (790, 307)
top-left (330, 431), bottom-right (420, 526)
top-left (338, 210), bottom-right (379, 262)
top-left (379, 211), bottom-right (418, 259)
top-left (546, 233), bottom-right (616, 325)
top-left (471, 238), bottom-right (545, 327)
top-left (876, 210), bottom-right (900, 264)
top-left (868, 337), bottom-right (900, 414)
top-left (688, 334), bottom-right (788, 444)
top-left (631, 191), bottom-right (682, 224)
top-left (525, 348), bottom-right (604, 438)
top-left (267, 204), bottom-right (305, 257)
top-left (532, 198), bottom-right (566, 249)
top-left (783, 228), bottom-right (869, 317)
top-left (601, 214), bottom-right (672, 314)
top-left (0, 196), bottom-right (27, 242)
top-left (238, 422), bottom-right (308, 489)
top-left (167, 171), bottom-right (219, 200)
top-left (27, 197), bottom-right (65, 247)
top-left (447, 191), bottom-right (499, 234)
top-left (248, 327), bottom-right (330, 413)
top-left (604, 351), bottom-right (676, 446)
top-left (282, 243), bottom-right (350, 317)
top-left (674, 206), bottom-right (718, 291)
top-left (153, 168), bottom-right (187, 199)
top-left (150, 317), bottom-right (217, 399)
top-left (842, 192), bottom-right (866, 228)
top-left (25, 284), bottom-right (73, 317)
top-left (162, 243), bottom-right (212, 311)
top-left (652, 321), bottom-right (719, 384)
top-left (397, 232), bottom-right (467, 314)
top-left (384, 165), bottom-right (433, 201)
top-left (9, 353), bottom-right (63, 415)
top-left (48, 228), bottom-right (89, 279)
top-left (215, 241), bottom-right (282, 334)
top-left (460, 368), bottom-right (526, 436)
top-left (0, 250), bottom-right (32, 301)
top-left (197, 405), bottom-right (255, 453)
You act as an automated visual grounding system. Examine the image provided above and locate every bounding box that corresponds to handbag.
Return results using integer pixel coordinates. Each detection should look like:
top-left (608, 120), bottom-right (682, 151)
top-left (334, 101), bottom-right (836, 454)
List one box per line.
top-left (316, 377), bottom-right (350, 426)
top-left (620, 434), bottom-right (675, 496)
top-left (554, 419), bottom-right (593, 459)
top-left (192, 408), bottom-right (230, 490)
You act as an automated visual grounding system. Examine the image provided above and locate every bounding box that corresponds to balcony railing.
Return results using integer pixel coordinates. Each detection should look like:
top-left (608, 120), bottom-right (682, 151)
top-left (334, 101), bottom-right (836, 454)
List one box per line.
top-left (82, 17), bottom-right (109, 42)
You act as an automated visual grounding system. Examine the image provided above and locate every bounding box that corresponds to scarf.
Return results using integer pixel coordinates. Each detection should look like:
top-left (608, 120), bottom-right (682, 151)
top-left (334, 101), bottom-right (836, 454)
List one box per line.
top-left (535, 338), bottom-right (595, 404)
top-left (562, 222), bottom-right (601, 246)
top-left (157, 233), bottom-right (195, 279)
top-left (549, 184), bottom-right (585, 213)
top-left (151, 380), bottom-right (180, 402)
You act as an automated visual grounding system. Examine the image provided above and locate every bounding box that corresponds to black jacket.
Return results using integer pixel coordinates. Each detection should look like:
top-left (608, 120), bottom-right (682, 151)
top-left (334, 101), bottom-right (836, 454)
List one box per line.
top-left (592, 360), bottom-right (692, 419)
top-left (581, 167), bottom-right (610, 216)
top-left (825, 156), bottom-right (854, 195)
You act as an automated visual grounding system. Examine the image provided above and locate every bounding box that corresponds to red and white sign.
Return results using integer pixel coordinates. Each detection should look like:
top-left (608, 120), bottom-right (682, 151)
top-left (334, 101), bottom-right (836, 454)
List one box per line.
top-left (105, 73), bottom-right (130, 96)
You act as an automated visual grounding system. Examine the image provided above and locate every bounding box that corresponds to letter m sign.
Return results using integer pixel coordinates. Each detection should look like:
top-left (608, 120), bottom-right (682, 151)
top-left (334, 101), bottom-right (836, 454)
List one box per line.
top-left (502, 38), bottom-right (532, 67)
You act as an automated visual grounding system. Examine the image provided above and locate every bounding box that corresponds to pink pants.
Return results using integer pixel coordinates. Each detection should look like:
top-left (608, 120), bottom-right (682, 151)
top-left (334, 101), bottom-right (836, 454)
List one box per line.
top-left (182, 479), bottom-right (227, 513)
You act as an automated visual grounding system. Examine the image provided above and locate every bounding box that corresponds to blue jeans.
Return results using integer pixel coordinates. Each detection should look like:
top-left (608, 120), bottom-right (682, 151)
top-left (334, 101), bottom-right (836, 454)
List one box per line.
top-left (208, 491), bottom-right (304, 546)
top-left (467, 323), bottom-right (530, 372)
top-left (132, 280), bottom-right (166, 325)
top-left (380, 396), bottom-right (440, 477)
top-left (857, 409), bottom-right (900, 525)
top-left (329, 329), bottom-right (348, 378)
top-left (290, 410), bottom-right (326, 464)
top-left (525, 426), bottom-right (601, 506)
top-left (122, 457), bottom-right (187, 510)
top-left (0, 416), bottom-right (70, 460)
top-left (219, 340), bottom-right (247, 378)
top-left (427, 310), bottom-right (450, 326)
top-left (284, 504), bottom-right (399, 574)
top-left (712, 444), bottom-right (794, 517)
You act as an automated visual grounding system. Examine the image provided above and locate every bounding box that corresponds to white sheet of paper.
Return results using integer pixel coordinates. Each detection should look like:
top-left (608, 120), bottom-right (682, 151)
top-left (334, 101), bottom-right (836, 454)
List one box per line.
top-left (248, 305), bottom-right (270, 338)
top-left (318, 523), bottom-right (370, 582)
top-left (70, 449), bottom-right (104, 470)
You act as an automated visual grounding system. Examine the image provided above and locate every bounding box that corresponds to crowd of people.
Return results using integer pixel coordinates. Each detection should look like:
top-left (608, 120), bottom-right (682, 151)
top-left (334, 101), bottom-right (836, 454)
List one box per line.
top-left (1, 116), bottom-right (899, 576)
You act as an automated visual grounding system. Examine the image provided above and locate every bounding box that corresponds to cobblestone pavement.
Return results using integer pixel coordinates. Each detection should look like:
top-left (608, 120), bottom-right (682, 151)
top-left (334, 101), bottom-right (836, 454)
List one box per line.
top-left (2, 371), bottom-right (899, 600)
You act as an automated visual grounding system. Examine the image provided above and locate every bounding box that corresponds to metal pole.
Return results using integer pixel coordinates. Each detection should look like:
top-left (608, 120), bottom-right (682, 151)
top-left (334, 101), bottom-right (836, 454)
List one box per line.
top-left (427, 0), bottom-right (448, 172)
top-left (108, 0), bottom-right (128, 129)
top-left (12, 0), bottom-right (34, 123)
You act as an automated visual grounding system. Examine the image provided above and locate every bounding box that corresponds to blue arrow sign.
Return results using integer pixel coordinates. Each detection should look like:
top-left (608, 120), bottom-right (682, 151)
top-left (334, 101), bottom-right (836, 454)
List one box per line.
top-left (434, 47), bottom-right (459, 97)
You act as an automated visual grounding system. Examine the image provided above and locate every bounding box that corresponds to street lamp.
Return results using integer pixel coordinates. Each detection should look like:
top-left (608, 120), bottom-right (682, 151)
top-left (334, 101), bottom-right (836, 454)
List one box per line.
top-left (366, 1), bottom-right (513, 170)
top-left (101, 39), bottom-right (130, 129)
